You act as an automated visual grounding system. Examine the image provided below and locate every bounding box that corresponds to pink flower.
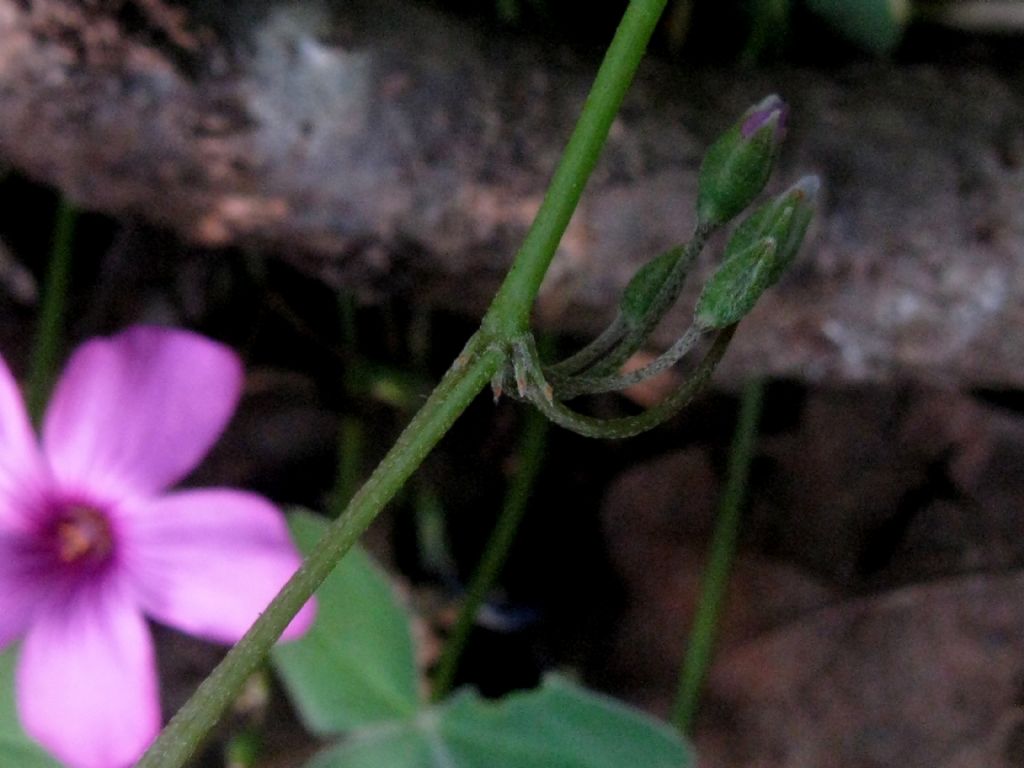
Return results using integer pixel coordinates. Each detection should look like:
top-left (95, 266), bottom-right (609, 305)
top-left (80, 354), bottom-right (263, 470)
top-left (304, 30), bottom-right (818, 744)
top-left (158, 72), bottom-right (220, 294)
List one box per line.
top-left (0, 326), bottom-right (315, 768)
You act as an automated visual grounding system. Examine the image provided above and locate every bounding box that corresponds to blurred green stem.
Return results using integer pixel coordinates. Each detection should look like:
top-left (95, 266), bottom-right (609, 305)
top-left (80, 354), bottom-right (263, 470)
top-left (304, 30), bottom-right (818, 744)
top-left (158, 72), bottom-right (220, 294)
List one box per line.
top-left (672, 378), bottom-right (764, 733)
top-left (432, 406), bottom-right (549, 699)
top-left (27, 199), bottom-right (75, 423)
top-left (139, 336), bottom-right (505, 768)
top-left (331, 416), bottom-right (364, 516)
top-left (138, 2), bottom-right (667, 765)
top-left (224, 729), bottom-right (261, 768)
top-left (332, 292), bottom-right (366, 515)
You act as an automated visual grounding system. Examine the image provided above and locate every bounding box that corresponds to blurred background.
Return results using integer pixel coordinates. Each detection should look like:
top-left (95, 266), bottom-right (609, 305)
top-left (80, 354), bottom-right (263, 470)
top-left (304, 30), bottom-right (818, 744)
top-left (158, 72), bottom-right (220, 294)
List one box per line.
top-left (1, 1), bottom-right (1023, 766)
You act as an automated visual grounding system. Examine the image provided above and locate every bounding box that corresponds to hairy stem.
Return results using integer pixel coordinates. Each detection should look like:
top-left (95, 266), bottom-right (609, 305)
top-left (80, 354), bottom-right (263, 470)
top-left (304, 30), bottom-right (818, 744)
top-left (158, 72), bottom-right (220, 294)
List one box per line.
top-left (585, 224), bottom-right (712, 379)
top-left (556, 325), bottom-right (704, 399)
top-left (546, 316), bottom-right (628, 378)
top-left (138, 0), bottom-right (670, 761)
top-left (482, 0), bottom-right (669, 338)
top-left (521, 327), bottom-right (736, 439)
top-left (137, 337), bottom-right (503, 768)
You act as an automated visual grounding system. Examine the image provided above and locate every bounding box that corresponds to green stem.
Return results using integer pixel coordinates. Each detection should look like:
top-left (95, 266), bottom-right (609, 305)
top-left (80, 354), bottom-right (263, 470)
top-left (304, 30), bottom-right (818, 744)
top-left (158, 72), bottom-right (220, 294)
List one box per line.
top-left (331, 290), bottom-right (366, 516)
top-left (432, 406), bottom-right (549, 699)
top-left (137, 337), bottom-right (504, 768)
top-left (585, 225), bottom-right (712, 379)
top-left (671, 377), bottom-right (764, 733)
top-left (26, 199), bottom-right (75, 423)
top-left (330, 416), bottom-right (364, 517)
top-left (546, 316), bottom-right (627, 378)
top-left (139, 1), bottom-right (669, 761)
top-left (481, 0), bottom-right (669, 338)
top-left (520, 327), bottom-right (736, 439)
top-left (556, 325), bottom-right (703, 399)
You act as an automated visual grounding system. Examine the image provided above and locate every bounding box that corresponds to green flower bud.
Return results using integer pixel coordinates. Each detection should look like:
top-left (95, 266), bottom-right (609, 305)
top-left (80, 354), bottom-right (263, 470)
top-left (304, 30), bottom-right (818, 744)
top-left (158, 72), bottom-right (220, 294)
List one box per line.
top-left (619, 245), bottom-right (682, 328)
top-left (696, 95), bottom-right (788, 228)
top-left (726, 174), bottom-right (819, 286)
top-left (695, 237), bottom-right (777, 330)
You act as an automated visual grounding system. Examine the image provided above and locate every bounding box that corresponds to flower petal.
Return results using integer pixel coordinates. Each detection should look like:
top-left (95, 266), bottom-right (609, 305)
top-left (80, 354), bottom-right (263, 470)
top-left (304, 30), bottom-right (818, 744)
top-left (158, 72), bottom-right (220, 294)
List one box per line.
top-left (42, 326), bottom-right (243, 496)
top-left (125, 490), bottom-right (314, 643)
top-left (16, 587), bottom-right (159, 768)
top-left (0, 353), bottom-right (47, 527)
top-left (0, 535), bottom-right (47, 649)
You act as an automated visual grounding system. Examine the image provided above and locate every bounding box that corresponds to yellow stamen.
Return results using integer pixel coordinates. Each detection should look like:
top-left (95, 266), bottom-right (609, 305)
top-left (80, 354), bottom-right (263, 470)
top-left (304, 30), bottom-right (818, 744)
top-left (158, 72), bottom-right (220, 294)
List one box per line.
top-left (55, 506), bottom-right (113, 563)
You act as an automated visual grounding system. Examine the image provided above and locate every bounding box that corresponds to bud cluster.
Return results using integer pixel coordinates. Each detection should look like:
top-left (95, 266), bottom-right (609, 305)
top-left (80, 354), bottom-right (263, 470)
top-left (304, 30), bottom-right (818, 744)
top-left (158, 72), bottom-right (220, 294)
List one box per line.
top-left (513, 95), bottom-right (819, 439)
top-left (696, 175), bottom-right (819, 329)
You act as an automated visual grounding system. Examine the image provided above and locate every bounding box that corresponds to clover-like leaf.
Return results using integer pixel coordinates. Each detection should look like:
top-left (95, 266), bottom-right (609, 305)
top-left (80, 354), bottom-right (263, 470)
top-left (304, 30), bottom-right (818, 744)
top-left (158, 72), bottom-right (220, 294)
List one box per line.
top-left (306, 675), bottom-right (693, 768)
top-left (272, 510), bottom-right (421, 735)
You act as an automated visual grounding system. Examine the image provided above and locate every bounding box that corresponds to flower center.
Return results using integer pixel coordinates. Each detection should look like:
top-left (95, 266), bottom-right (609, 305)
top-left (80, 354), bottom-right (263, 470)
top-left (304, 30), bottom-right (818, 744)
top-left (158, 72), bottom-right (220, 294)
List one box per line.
top-left (54, 505), bottom-right (114, 564)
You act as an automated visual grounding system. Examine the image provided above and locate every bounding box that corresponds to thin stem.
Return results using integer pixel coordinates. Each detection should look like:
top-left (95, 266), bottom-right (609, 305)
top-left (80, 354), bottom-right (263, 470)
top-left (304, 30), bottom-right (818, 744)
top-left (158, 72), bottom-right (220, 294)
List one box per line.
top-left (546, 316), bottom-right (627, 378)
top-left (137, 336), bottom-right (504, 768)
top-left (518, 327), bottom-right (736, 439)
top-left (482, 0), bottom-right (669, 338)
top-left (330, 416), bottom-right (364, 517)
top-left (671, 378), bottom-right (765, 733)
top-left (414, 482), bottom-right (455, 577)
top-left (432, 406), bottom-right (549, 698)
top-left (585, 225), bottom-right (712, 379)
top-left (26, 199), bottom-right (76, 423)
top-left (331, 291), bottom-right (366, 516)
top-left (556, 325), bottom-right (704, 399)
top-left (140, 1), bottom-right (671, 761)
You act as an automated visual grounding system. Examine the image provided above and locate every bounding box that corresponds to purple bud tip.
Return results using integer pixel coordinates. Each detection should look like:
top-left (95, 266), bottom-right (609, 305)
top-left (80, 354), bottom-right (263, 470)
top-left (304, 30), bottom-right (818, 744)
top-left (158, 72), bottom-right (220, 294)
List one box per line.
top-left (790, 174), bottom-right (821, 202)
top-left (741, 94), bottom-right (788, 141)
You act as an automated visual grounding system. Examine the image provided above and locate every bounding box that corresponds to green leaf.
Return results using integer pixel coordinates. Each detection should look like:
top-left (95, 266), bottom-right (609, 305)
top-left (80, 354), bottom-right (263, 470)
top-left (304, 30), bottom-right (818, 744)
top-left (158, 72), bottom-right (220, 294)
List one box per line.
top-left (272, 510), bottom-right (421, 735)
top-left (308, 675), bottom-right (693, 768)
top-left (0, 647), bottom-right (63, 768)
top-left (307, 721), bottom-right (432, 768)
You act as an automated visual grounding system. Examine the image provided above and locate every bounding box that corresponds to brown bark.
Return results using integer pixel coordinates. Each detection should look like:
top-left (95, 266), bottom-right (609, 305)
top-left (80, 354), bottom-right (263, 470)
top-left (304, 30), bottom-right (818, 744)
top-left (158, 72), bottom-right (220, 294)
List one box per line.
top-left (2, 0), bottom-right (1023, 386)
